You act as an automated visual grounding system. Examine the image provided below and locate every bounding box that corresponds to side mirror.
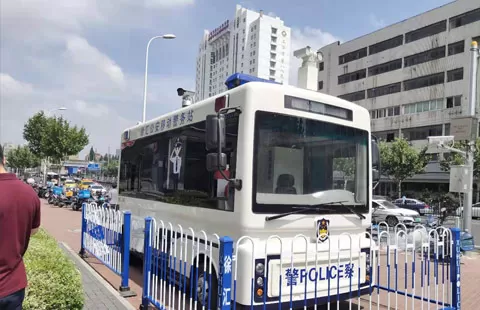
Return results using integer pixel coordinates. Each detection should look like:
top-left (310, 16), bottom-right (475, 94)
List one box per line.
top-left (206, 153), bottom-right (227, 172)
top-left (205, 114), bottom-right (226, 151)
top-left (371, 137), bottom-right (381, 183)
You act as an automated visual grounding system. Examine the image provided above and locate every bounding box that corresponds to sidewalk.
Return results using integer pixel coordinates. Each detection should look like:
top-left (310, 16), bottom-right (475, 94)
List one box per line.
top-left (59, 243), bottom-right (135, 310)
top-left (39, 201), bottom-right (143, 309)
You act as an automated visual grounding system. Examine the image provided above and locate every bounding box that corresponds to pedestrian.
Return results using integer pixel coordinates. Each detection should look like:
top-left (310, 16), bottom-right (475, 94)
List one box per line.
top-left (0, 144), bottom-right (41, 310)
top-left (108, 183), bottom-right (119, 211)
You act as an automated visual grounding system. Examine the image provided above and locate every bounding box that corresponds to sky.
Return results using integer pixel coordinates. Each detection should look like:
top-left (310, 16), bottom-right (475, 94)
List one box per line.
top-left (0, 0), bottom-right (453, 157)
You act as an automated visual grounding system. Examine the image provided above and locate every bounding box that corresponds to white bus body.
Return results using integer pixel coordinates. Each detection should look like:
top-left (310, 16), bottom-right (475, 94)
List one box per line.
top-left (118, 81), bottom-right (379, 308)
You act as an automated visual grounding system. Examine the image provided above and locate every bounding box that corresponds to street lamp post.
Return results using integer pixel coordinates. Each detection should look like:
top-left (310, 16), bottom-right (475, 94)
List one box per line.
top-left (142, 34), bottom-right (176, 123)
top-left (42, 107), bottom-right (68, 184)
top-left (464, 41), bottom-right (480, 235)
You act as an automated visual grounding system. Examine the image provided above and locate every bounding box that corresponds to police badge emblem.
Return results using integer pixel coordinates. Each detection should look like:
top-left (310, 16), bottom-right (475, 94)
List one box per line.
top-left (317, 218), bottom-right (330, 242)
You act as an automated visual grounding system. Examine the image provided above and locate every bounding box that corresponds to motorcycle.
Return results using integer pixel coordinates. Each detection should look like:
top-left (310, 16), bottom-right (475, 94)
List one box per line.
top-left (73, 189), bottom-right (91, 211)
top-left (59, 188), bottom-right (76, 208)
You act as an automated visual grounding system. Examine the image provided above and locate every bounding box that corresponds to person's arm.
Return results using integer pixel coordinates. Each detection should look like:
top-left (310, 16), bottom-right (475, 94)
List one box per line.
top-left (31, 196), bottom-right (41, 235)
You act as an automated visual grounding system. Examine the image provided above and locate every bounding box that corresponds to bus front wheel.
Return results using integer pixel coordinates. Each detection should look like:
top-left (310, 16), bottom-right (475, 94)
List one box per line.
top-left (195, 262), bottom-right (218, 310)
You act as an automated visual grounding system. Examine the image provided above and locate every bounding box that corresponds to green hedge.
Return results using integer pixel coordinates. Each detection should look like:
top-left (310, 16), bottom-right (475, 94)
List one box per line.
top-left (23, 229), bottom-right (84, 310)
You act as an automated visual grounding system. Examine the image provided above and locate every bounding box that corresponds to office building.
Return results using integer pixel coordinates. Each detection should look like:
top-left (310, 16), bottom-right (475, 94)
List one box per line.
top-left (195, 4), bottom-right (291, 101)
top-left (296, 0), bottom-right (480, 195)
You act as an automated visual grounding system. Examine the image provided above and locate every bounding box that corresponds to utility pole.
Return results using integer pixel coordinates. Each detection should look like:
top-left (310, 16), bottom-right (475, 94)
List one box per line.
top-left (464, 41), bottom-right (480, 234)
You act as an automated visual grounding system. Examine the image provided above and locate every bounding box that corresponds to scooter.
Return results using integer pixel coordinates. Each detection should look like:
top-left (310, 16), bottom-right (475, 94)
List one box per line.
top-left (73, 189), bottom-right (91, 211)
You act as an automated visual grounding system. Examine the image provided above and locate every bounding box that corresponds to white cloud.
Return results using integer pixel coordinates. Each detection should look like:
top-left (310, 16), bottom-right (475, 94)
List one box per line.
top-left (289, 27), bottom-right (341, 85)
top-left (0, 74), bottom-right (34, 98)
top-left (142, 0), bottom-right (194, 9)
top-left (369, 13), bottom-right (386, 29)
top-left (64, 36), bottom-right (125, 87)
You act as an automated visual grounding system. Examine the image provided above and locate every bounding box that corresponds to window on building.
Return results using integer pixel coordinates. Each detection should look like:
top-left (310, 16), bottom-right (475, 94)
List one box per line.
top-left (338, 69), bottom-right (367, 85)
top-left (404, 125), bottom-right (442, 140)
top-left (449, 8), bottom-right (480, 29)
top-left (447, 40), bottom-right (465, 56)
top-left (447, 68), bottom-right (464, 82)
top-left (369, 35), bottom-right (403, 55)
top-left (404, 46), bottom-right (446, 67)
top-left (404, 99), bottom-right (443, 114)
top-left (446, 95), bottom-right (462, 108)
top-left (338, 47), bottom-right (368, 65)
top-left (318, 81), bottom-right (324, 90)
top-left (368, 59), bottom-right (402, 76)
top-left (367, 82), bottom-right (402, 98)
top-left (403, 72), bottom-right (444, 91)
top-left (405, 20), bottom-right (447, 43)
top-left (338, 90), bottom-right (366, 102)
top-left (319, 62), bottom-right (324, 71)
top-left (371, 106), bottom-right (401, 119)
top-left (474, 36), bottom-right (480, 44)
top-left (271, 27), bottom-right (277, 34)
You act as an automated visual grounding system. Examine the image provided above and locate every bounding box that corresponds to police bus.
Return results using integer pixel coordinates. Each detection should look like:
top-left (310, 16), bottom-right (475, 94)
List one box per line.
top-left (118, 73), bottom-right (380, 308)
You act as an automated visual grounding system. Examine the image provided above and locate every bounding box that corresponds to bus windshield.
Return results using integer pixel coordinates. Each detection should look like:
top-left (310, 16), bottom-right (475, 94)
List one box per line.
top-left (253, 111), bottom-right (369, 214)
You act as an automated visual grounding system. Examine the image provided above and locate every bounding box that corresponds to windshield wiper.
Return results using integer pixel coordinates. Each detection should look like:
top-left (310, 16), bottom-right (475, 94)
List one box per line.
top-left (264, 201), bottom-right (348, 222)
top-left (338, 202), bottom-right (366, 220)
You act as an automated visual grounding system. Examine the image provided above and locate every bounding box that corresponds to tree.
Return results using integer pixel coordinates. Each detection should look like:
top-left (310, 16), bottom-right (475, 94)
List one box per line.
top-left (88, 147), bottom-right (95, 162)
top-left (100, 160), bottom-right (119, 177)
top-left (23, 113), bottom-right (89, 163)
top-left (23, 112), bottom-right (49, 157)
top-left (440, 139), bottom-right (480, 177)
top-left (379, 137), bottom-right (430, 198)
top-left (6, 146), bottom-right (40, 170)
top-left (440, 139), bottom-right (480, 200)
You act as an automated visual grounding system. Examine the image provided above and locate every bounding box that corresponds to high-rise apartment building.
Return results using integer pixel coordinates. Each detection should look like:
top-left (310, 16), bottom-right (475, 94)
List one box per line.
top-left (195, 5), bottom-right (291, 101)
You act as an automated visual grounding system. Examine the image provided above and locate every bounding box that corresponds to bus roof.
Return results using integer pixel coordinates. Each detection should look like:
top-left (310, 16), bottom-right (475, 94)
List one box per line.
top-left (121, 82), bottom-right (370, 142)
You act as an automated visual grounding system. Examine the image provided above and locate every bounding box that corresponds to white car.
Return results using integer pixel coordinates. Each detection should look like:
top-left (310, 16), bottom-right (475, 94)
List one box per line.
top-left (456, 203), bottom-right (480, 219)
top-left (372, 199), bottom-right (422, 227)
top-left (89, 184), bottom-right (107, 195)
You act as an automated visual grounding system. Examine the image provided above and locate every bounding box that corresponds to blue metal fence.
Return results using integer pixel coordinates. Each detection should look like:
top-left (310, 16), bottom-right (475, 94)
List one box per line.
top-left (141, 220), bottom-right (461, 310)
top-left (79, 202), bottom-right (135, 297)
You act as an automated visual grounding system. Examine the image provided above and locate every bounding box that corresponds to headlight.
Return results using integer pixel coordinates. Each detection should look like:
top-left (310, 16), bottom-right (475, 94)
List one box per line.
top-left (256, 277), bottom-right (264, 287)
top-left (255, 263), bottom-right (265, 275)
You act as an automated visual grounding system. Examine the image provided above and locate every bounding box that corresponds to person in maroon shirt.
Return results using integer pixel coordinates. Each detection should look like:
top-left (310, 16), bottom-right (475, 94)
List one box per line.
top-left (0, 144), bottom-right (41, 310)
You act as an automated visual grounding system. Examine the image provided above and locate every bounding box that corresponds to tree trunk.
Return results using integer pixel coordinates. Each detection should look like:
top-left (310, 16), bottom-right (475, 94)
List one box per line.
top-left (398, 180), bottom-right (402, 198)
top-left (344, 179), bottom-right (348, 190)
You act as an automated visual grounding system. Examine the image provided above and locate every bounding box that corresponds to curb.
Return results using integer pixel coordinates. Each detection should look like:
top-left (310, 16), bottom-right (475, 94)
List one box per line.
top-left (59, 242), bottom-right (136, 310)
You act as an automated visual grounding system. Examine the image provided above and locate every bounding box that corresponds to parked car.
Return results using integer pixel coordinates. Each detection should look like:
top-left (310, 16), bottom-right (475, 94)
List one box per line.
top-left (89, 184), bottom-right (106, 195)
top-left (372, 199), bottom-right (423, 227)
top-left (393, 198), bottom-right (430, 215)
top-left (456, 203), bottom-right (480, 219)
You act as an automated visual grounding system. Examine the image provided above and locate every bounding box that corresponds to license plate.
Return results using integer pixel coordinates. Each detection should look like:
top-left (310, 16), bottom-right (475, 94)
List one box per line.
top-left (415, 218), bottom-right (422, 222)
top-left (267, 254), bottom-right (366, 297)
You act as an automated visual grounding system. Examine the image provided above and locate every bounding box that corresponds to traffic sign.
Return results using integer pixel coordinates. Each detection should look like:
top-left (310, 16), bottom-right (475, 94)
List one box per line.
top-left (87, 163), bottom-right (100, 171)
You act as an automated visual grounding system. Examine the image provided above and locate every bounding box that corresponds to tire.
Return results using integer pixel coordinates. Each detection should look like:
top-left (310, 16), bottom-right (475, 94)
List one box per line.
top-left (195, 263), bottom-right (218, 310)
top-left (386, 215), bottom-right (399, 227)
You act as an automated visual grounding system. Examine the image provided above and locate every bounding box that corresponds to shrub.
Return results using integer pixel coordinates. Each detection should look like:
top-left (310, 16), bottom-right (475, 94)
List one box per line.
top-left (23, 229), bottom-right (84, 310)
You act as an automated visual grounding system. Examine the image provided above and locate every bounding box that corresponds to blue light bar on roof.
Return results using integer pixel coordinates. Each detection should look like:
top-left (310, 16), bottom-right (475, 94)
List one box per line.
top-left (225, 73), bottom-right (280, 90)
